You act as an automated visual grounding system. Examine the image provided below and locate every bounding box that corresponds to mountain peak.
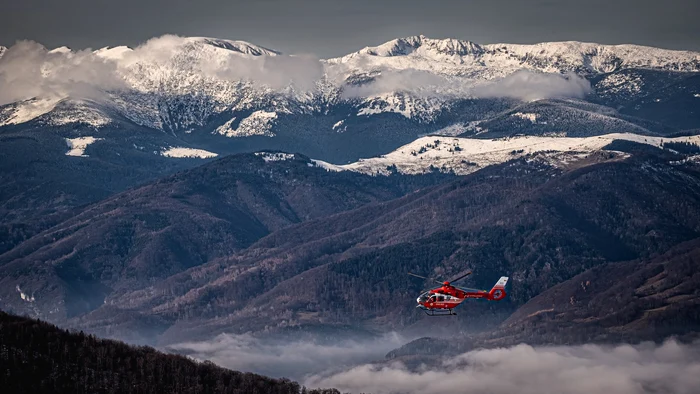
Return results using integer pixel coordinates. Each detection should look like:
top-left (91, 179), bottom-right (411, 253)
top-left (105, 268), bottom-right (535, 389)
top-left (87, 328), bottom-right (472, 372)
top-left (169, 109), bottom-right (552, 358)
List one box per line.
top-left (339, 36), bottom-right (700, 73)
top-left (185, 37), bottom-right (280, 56)
top-left (93, 45), bottom-right (133, 60)
top-left (91, 36), bottom-right (280, 62)
top-left (48, 46), bottom-right (72, 54)
top-left (481, 40), bottom-right (700, 73)
top-left (358, 35), bottom-right (483, 57)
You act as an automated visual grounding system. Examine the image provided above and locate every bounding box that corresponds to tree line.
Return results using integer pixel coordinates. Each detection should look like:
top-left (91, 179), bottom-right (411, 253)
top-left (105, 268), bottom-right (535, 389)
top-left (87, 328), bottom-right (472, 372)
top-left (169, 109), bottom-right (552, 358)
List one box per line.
top-left (0, 311), bottom-right (356, 394)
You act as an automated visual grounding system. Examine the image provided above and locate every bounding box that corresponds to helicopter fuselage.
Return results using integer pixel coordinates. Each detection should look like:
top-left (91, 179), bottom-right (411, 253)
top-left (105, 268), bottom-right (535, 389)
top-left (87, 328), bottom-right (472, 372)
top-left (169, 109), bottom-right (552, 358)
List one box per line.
top-left (414, 276), bottom-right (509, 316)
top-left (416, 285), bottom-right (492, 310)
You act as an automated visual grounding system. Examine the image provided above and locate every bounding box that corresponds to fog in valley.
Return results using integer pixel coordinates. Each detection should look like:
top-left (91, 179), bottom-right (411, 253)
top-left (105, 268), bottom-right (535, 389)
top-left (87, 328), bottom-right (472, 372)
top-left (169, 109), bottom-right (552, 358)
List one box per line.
top-left (166, 331), bottom-right (700, 394)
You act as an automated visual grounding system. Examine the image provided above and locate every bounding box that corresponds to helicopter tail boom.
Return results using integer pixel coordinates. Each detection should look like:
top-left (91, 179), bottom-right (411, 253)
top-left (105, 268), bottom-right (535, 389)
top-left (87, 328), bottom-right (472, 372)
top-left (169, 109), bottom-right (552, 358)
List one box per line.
top-left (488, 276), bottom-right (509, 301)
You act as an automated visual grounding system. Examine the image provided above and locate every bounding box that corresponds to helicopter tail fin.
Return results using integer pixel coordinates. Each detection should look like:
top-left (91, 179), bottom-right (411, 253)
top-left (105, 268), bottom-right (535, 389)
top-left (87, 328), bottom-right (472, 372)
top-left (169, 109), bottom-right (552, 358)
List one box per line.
top-left (488, 276), bottom-right (508, 301)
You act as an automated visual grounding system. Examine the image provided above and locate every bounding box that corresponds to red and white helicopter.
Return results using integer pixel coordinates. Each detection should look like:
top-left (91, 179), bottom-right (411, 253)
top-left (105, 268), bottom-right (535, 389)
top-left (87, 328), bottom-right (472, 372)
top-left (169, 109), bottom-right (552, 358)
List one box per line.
top-left (409, 270), bottom-right (509, 316)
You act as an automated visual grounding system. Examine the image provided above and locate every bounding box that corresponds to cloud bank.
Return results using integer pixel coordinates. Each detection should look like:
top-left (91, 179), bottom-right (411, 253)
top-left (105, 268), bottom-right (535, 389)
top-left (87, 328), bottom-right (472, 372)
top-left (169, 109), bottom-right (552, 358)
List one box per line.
top-left (473, 70), bottom-right (592, 101)
top-left (341, 68), bottom-right (592, 102)
top-left (0, 40), bottom-right (125, 106)
top-left (0, 35), bottom-right (592, 109)
top-left (167, 331), bottom-right (408, 381)
top-left (128, 35), bottom-right (324, 92)
top-left (341, 69), bottom-right (455, 98)
top-left (304, 339), bottom-right (700, 394)
top-left (0, 35), bottom-right (324, 107)
top-left (209, 53), bottom-right (324, 92)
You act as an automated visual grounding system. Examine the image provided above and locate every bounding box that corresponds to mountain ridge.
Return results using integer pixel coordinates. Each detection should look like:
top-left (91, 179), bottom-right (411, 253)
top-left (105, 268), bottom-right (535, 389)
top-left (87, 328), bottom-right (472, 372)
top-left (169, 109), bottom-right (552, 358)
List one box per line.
top-left (2, 34), bottom-right (699, 131)
top-left (340, 35), bottom-right (700, 73)
top-left (16, 147), bottom-right (697, 345)
top-left (0, 150), bottom-right (454, 332)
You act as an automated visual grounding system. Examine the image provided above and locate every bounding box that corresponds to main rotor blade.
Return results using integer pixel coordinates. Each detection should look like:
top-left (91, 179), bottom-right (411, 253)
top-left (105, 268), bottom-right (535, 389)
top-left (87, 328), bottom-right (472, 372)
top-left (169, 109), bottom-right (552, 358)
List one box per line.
top-left (456, 286), bottom-right (485, 293)
top-left (449, 271), bottom-right (473, 284)
top-left (408, 272), bottom-right (443, 285)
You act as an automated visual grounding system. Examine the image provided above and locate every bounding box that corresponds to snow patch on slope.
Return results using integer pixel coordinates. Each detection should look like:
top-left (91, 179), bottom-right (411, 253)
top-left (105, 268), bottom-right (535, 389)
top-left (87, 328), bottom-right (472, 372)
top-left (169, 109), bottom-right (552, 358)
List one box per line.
top-left (161, 147), bottom-right (218, 158)
top-left (596, 73), bottom-right (644, 97)
top-left (65, 136), bottom-right (103, 157)
top-left (49, 102), bottom-right (111, 127)
top-left (0, 97), bottom-right (62, 126)
top-left (512, 112), bottom-right (538, 123)
top-left (216, 111), bottom-right (277, 137)
top-left (356, 93), bottom-right (447, 121)
top-left (214, 117), bottom-right (237, 135)
top-left (319, 133), bottom-right (700, 175)
top-left (255, 152), bottom-right (295, 162)
top-left (332, 119), bottom-right (346, 132)
top-left (15, 285), bottom-right (35, 302)
top-left (310, 159), bottom-right (345, 172)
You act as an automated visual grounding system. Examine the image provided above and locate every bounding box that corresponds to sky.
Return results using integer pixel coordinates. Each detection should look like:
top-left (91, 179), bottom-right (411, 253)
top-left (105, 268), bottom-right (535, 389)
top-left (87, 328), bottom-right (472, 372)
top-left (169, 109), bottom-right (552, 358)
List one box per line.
top-left (2, 0), bottom-right (700, 57)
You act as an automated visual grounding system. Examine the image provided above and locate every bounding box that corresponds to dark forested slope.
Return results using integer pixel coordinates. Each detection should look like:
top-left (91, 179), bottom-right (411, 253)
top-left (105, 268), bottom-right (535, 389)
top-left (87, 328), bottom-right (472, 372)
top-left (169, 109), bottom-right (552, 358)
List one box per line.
top-left (0, 151), bottom-right (451, 329)
top-left (386, 236), bottom-right (700, 362)
top-left (489, 237), bottom-right (700, 346)
top-left (0, 310), bottom-right (345, 394)
top-left (120, 150), bottom-right (700, 343)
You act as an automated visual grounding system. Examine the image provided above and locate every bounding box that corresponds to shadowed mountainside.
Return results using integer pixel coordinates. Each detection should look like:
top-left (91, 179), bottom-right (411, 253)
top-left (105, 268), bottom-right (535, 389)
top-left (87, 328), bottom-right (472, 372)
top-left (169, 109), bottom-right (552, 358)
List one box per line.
top-left (0, 151), bottom-right (453, 331)
top-left (385, 236), bottom-right (700, 363)
top-left (488, 237), bottom-right (700, 346)
top-left (77, 148), bottom-right (700, 345)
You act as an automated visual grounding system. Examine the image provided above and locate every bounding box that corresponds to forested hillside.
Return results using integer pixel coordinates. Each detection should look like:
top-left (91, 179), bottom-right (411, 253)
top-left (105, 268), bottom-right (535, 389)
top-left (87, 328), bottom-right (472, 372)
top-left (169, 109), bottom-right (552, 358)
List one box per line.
top-left (0, 311), bottom-right (344, 394)
top-left (0, 151), bottom-right (451, 330)
top-left (146, 149), bottom-right (700, 342)
top-left (385, 236), bottom-right (700, 362)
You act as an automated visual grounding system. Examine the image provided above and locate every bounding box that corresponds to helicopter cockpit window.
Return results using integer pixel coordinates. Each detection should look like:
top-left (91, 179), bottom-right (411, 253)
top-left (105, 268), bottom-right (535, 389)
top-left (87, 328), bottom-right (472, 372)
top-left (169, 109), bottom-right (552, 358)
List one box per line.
top-left (418, 292), bottom-right (430, 303)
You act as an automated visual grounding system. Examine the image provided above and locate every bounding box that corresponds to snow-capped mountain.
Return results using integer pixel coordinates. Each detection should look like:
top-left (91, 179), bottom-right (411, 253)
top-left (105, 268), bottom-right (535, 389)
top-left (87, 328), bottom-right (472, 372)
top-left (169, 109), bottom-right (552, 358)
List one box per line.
top-left (334, 35), bottom-right (700, 74)
top-left (1, 33), bottom-right (699, 201)
top-left (2, 35), bottom-right (699, 132)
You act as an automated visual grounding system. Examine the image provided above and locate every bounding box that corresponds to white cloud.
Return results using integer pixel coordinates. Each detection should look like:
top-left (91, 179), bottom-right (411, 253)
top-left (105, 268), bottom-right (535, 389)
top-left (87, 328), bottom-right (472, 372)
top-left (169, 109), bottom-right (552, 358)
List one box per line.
top-left (341, 69), bottom-right (454, 98)
top-left (0, 40), bottom-right (125, 106)
top-left (127, 35), bottom-right (324, 92)
top-left (340, 68), bottom-right (591, 102)
top-left (206, 53), bottom-right (324, 92)
top-left (0, 37), bottom-right (592, 109)
top-left (305, 339), bottom-right (700, 394)
top-left (473, 70), bottom-right (592, 101)
top-left (0, 35), bottom-right (325, 108)
top-left (166, 331), bottom-right (408, 381)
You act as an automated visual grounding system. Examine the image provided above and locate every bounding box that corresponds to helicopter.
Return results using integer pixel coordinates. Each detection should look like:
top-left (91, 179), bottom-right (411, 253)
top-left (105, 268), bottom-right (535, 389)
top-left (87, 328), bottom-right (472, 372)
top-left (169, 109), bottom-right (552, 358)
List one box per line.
top-left (408, 270), bottom-right (509, 316)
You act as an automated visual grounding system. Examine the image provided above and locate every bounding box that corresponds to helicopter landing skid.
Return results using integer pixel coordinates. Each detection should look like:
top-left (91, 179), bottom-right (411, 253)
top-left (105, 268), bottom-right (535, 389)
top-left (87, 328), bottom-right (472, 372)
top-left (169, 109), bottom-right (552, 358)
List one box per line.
top-left (417, 305), bottom-right (456, 316)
